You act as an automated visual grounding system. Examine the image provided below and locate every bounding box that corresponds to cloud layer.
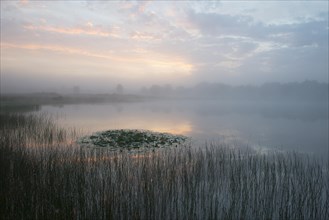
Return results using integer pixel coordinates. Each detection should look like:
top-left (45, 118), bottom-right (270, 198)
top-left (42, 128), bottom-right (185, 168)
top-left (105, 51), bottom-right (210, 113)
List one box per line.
top-left (1, 0), bottom-right (328, 93)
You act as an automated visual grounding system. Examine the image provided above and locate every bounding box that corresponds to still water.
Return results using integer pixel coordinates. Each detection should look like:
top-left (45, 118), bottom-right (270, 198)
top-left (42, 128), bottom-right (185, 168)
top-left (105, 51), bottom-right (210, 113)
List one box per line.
top-left (39, 100), bottom-right (328, 158)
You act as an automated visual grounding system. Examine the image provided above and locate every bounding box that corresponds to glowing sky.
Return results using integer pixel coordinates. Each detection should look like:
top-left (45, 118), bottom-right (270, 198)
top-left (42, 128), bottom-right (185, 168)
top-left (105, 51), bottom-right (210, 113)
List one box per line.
top-left (1, 0), bottom-right (328, 93)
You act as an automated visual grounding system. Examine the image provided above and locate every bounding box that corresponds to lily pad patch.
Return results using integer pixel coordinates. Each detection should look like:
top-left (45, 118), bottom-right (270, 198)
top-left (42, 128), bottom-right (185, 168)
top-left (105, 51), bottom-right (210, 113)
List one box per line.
top-left (78, 129), bottom-right (188, 150)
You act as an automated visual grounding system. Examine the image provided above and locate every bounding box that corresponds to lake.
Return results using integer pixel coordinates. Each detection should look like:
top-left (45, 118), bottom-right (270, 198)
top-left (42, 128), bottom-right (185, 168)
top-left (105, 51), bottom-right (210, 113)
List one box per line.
top-left (38, 99), bottom-right (328, 158)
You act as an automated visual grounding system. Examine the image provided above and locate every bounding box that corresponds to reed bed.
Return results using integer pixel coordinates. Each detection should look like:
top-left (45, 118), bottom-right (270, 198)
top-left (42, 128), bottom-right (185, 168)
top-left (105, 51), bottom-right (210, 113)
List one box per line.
top-left (0, 113), bottom-right (328, 219)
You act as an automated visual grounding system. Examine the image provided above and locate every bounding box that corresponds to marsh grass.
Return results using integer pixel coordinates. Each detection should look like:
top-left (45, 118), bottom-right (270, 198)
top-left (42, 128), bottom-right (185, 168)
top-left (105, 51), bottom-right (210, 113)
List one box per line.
top-left (0, 113), bottom-right (328, 219)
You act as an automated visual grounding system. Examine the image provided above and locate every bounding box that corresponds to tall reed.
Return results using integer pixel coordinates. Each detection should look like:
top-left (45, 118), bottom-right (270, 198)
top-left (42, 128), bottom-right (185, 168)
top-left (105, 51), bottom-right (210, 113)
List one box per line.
top-left (0, 113), bottom-right (328, 219)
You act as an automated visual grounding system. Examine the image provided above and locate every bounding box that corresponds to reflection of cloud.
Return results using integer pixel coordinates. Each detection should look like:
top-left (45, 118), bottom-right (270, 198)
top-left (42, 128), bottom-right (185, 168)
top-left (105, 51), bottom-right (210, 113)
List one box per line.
top-left (69, 114), bottom-right (193, 136)
top-left (150, 123), bottom-right (192, 135)
top-left (23, 24), bottom-right (119, 37)
top-left (19, 0), bottom-right (29, 6)
top-left (89, 111), bottom-right (193, 135)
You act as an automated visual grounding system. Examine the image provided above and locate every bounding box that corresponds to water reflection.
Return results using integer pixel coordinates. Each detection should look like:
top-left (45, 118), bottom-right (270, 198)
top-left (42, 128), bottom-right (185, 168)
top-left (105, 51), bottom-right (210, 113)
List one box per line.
top-left (39, 100), bottom-right (328, 158)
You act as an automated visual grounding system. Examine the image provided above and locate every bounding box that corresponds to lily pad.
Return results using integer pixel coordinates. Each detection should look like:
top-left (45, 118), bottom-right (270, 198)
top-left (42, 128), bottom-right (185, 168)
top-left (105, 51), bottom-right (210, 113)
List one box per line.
top-left (78, 129), bottom-right (188, 150)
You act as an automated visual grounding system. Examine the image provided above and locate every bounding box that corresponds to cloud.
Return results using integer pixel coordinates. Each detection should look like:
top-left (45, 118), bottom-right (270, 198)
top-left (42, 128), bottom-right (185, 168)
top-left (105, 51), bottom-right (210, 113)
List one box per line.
top-left (130, 31), bottom-right (161, 41)
top-left (187, 9), bottom-right (328, 46)
top-left (23, 24), bottom-right (119, 38)
top-left (1, 42), bottom-right (193, 77)
top-left (1, 1), bottom-right (328, 92)
top-left (187, 10), bottom-right (258, 37)
top-left (2, 42), bottom-right (109, 59)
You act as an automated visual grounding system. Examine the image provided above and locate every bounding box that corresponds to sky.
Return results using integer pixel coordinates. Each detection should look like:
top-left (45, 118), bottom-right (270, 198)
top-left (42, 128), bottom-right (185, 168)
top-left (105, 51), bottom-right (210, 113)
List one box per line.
top-left (1, 0), bottom-right (328, 93)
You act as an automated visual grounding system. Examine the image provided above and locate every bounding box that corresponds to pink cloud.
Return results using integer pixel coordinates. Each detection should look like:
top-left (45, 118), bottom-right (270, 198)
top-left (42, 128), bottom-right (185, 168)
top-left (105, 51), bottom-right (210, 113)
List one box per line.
top-left (1, 42), bottom-right (113, 60)
top-left (1, 42), bottom-right (193, 75)
top-left (23, 24), bottom-right (119, 38)
top-left (130, 31), bottom-right (160, 41)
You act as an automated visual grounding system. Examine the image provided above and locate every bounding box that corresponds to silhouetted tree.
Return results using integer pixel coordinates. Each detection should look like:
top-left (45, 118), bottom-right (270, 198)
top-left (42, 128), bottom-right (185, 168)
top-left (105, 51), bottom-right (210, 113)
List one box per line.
top-left (116, 84), bottom-right (124, 94)
top-left (73, 86), bottom-right (80, 94)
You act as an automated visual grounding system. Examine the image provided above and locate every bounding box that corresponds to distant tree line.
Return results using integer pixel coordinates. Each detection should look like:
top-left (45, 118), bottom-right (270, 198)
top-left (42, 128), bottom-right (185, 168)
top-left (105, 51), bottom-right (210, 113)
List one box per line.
top-left (140, 80), bottom-right (328, 101)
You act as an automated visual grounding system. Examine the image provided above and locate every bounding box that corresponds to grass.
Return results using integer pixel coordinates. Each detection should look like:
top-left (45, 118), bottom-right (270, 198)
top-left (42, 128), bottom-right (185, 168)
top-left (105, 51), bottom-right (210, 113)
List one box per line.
top-left (0, 113), bottom-right (328, 219)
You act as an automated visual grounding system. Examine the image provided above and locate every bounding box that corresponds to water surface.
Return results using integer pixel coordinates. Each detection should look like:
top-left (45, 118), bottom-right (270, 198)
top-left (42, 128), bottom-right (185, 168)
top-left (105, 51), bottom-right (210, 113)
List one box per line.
top-left (39, 100), bottom-right (328, 158)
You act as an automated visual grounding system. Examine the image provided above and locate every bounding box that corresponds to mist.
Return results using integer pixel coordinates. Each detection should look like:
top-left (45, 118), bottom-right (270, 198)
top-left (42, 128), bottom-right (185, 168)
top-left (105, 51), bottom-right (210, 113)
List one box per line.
top-left (1, 1), bottom-right (329, 218)
top-left (1, 0), bottom-right (328, 150)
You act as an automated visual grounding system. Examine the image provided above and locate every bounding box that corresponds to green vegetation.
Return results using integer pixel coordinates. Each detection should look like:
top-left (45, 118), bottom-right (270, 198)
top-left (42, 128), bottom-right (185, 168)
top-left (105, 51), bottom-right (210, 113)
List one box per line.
top-left (0, 113), bottom-right (328, 219)
top-left (79, 129), bottom-right (187, 149)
